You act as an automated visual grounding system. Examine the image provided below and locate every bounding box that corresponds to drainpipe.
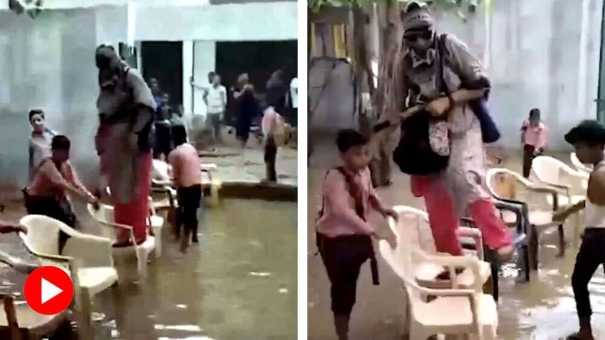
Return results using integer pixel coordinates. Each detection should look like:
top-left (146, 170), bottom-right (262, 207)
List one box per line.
top-left (577, 0), bottom-right (590, 121)
top-left (596, 0), bottom-right (605, 121)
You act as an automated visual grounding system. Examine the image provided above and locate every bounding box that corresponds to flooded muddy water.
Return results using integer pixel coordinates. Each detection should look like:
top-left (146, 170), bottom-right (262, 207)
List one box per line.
top-left (0, 198), bottom-right (297, 340)
top-left (308, 144), bottom-right (605, 340)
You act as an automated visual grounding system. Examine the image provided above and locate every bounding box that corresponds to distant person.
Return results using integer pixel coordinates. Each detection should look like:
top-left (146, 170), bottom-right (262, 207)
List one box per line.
top-left (521, 108), bottom-right (548, 178)
top-left (261, 106), bottom-right (288, 182)
top-left (24, 135), bottom-right (98, 250)
top-left (563, 120), bottom-right (605, 340)
top-left (27, 109), bottom-right (56, 183)
top-left (203, 73), bottom-right (227, 144)
top-left (316, 129), bottom-right (397, 340)
top-left (235, 83), bottom-right (260, 149)
top-left (289, 76), bottom-right (298, 127)
top-left (154, 92), bottom-right (173, 159)
top-left (168, 125), bottom-right (202, 252)
top-left (231, 73), bottom-right (249, 100)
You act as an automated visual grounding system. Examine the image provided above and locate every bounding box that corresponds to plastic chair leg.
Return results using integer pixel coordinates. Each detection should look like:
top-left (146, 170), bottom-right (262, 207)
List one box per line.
top-left (523, 245), bottom-right (531, 282)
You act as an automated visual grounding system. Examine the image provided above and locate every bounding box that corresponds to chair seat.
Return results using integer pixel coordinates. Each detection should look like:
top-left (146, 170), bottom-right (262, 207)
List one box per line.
top-left (200, 163), bottom-right (217, 171)
top-left (112, 236), bottom-right (156, 255)
top-left (501, 210), bottom-right (554, 226)
top-left (78, 267), bottom-right (118, 295)
top-left (153, 198), bottom-right (175, 210)
top-left (415, 293), bottom-right (497, 327)
top-left (0, 302), bottom-right (66, 332)
top-left (415, 260), bottom-right (491, 289)
top-left (150, 215), bottom-right (164, 229)
top-left (547, 194), bottom-right (585, 207)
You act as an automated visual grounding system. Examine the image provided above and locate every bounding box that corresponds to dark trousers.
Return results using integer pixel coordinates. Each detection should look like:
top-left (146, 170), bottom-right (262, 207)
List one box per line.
top-left (207, 112), bottom-right (222, 143)
top-left (572, 228), bottom-right (605, 319)
top-left (23, 191), bottom-right (77, 252)
top-left (154, 123), bottom-right (172, 158)
top-left (264, 136), bottom-right (277, 182)
top-left (318, 233), bottom-right (378, 315)
top-left (522, 144), bottom-right (542, 178)
top-left (176, 184), bottom-right (202, 240)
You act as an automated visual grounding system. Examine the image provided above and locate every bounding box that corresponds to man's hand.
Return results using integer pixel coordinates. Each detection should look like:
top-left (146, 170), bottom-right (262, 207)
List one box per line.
top-left (0, 224), bottom-right (27, 234)
top-left (89, 196), bottom-right (100, 211)
top-left (426, 96), bottom-right (452, 117)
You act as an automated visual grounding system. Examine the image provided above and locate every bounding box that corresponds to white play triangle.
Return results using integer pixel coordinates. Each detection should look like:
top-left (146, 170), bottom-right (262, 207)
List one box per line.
top-left (41, 278), bottom-right (62, 304)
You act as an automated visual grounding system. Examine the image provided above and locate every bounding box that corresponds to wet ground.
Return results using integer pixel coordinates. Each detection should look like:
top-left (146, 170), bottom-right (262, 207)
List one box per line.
top-left (307, 139), bottom-right (605, 340)
top-left (0, 197), bottom-right (297, 339)
top-left (199, 126), bottom-right (298, 187)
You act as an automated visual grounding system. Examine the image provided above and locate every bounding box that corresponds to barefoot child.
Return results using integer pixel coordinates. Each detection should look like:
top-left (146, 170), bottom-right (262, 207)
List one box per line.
top-left (168, 125), bottom-right (202, 252)
top-left (564, 120), bottom-right (605, 340)
top-left (521, 108), bottom-right (548, 178)
top-left (316, 129), bottom-right (397, 340)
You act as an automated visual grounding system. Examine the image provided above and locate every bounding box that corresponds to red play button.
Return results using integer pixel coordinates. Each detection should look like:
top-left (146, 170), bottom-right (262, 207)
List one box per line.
top-left (24, 266), bottom-right (74, 315)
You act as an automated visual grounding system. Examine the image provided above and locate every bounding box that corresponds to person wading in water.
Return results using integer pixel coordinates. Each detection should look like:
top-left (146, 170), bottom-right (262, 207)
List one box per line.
top-left (384, 2), bottom-right (512, 260)
top-left (95, 44), bottom-right (156, 246)
top-left (563, 120), bottom-right (605, 340)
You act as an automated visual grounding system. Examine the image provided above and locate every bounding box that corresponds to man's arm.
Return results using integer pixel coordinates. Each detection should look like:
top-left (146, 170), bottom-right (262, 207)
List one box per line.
top-left (589, 169), bottom-right (605, 206)
top-left (40, 162), bottom-right (95, 202)
top-left (220, 87), bottom-right (227, 110)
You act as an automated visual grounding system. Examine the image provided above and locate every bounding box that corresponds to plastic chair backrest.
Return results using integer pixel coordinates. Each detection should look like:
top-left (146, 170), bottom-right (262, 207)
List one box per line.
top-left (19, 215), bottom-right (61, 256)
top-left (86, 204), bottom-right (118, 242)
top-left (532, 155), bottom-right (574, 184)
top-left (485, 168), bottom-right (517, 199)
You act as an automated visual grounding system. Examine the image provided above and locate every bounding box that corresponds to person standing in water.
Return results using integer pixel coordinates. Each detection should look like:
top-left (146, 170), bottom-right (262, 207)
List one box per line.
top-left (95, 44), bottom-right (155, 246)
top-left (521, 108), bottom-right (548, 178)
top-left (203, 73), bottom-right (227, 144)
top-left (564, 120), bottom-right (605, 340)
top-left (317, 129), bottom-right (397, 340)
top-left (168, 125), bottom-right (203, 252)
top-left (385, 2), bottom-right (512, 260)
top-left (28, 109), bottom-right (56, 183)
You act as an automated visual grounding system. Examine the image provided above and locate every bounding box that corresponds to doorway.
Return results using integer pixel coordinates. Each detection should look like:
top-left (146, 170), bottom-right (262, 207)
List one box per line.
top-left (140, 41), bottom-right (183, 107)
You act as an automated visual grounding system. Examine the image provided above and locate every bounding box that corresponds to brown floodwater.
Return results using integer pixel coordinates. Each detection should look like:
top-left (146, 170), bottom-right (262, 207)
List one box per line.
top-left (308, 144), bottom-right (605, 340)
top-left (0, 198), bottom-right (297, 340)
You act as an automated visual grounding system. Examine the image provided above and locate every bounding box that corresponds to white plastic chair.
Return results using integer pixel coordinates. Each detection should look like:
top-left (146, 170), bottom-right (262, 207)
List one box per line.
top-left (379, 206), bottom-right (498, 339)
top-left (570, 152), bottom-right (592, 175)
top-left (486, 168), bottom-right (570, 268)
top-left (531, 156), bottom-right (587, 245)
top-left (0, 255), bottom-right (68, 339)
top-left (86, 203), bottom-right (156, 280)
top-left (18, 215), bottom-right (118, 338)
top-left (386, 206), bottom-right (491, 291)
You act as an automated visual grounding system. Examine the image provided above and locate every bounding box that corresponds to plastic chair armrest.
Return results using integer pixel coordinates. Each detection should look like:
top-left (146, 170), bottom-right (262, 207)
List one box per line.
top-left (0, 250), bottom-right (40, 274)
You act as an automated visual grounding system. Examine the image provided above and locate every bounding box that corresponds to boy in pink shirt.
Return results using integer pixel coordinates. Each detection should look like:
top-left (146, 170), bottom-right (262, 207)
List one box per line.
top-left (521, 108), bottom-right (548, 178)
top-left (261, 106), bottom-right (285, 182)
top-left (316, 129), bottom-right (397, 340)
top-left (168, 125), bottom-right (202, 252)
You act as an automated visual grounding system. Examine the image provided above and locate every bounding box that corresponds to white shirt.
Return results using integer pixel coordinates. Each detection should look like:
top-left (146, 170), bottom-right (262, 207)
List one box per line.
top-left (290, 78), bottom-right (298, 109)
top-left (206, 85), bottom-right (227, 114)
